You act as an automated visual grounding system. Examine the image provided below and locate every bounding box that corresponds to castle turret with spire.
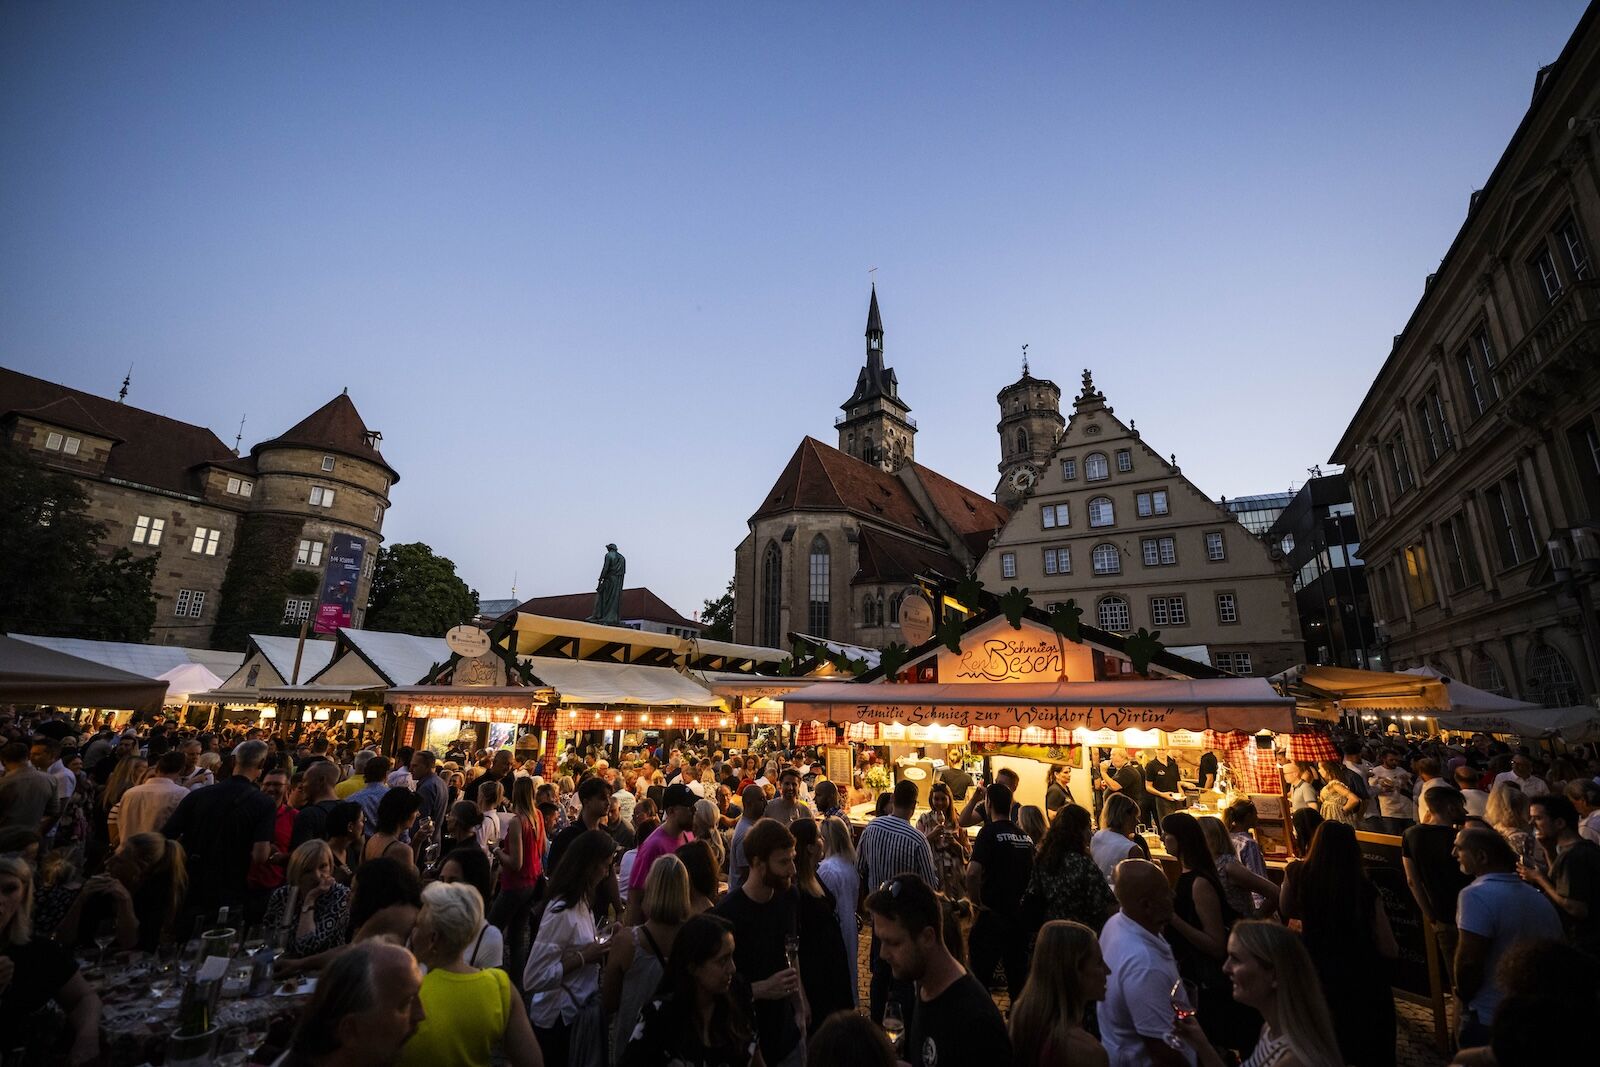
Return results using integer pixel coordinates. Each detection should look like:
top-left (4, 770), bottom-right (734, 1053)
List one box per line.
top-left (836, 285), bottom-right (915, 472)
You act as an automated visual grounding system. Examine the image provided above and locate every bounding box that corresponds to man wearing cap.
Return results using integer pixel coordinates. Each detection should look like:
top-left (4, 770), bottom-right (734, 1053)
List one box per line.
top-left (626, 782), bottom-right (697, 923)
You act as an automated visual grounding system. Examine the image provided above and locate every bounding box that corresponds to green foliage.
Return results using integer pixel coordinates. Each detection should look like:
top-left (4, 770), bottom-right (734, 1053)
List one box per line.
top-left (937, 616), bottom-right (966, 655)
top-left (283, 570), bottom-right (321, 597)
top-left (954, 572), bottom-right (985, 614)
top-left (878, 642), bottom-right (911, 680)
top-left (1125, 628), bottom-right (1165, 675)
top-left (0, 449), bottom-right (156, 640)
top-left (999, 586), bottom-right (1032, 629)
top-left (212, 514), bottom-right (305, 650)
top-left (699, 578), bottom-right (735, 641)
top-left (79, 549), bottom-right (158, 642)
top-left (1047, 599), bottom-right (1083, 643)
top-left (366, 542), bottom-right (479, 637)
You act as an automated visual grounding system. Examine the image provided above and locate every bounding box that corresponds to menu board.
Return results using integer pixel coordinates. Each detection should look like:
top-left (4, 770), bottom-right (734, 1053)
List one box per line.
top-left (1356, 830), bottom-right (1433, 999)
top-left (825, 745), bottom-right (853, 789)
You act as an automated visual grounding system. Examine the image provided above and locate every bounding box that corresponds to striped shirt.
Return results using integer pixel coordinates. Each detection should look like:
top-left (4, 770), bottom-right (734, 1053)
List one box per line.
top-left (856, 812), bottom-right (937, 890)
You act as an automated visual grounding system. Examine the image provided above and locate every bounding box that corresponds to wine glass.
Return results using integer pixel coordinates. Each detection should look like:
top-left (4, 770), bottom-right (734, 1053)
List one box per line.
top-left (242, 925), bottom-right (266, 956)
top-left (1163, 978), bottom-right (1199, 1049)
top-left (882, 999), bottom-right (905, 1048)
top-left (783, 933), bottom-right (801, 975)
top-left (215, 1026), bottom-right (250, 1067)
top-left (93, 919), bottom-right (117, 967)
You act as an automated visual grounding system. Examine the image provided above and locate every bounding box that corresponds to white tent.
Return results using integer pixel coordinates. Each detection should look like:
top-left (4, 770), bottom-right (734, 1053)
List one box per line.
top-left (1397, 666), bottom-right (1544, 715)
top-left (155, 663), bottom-right (225, 703)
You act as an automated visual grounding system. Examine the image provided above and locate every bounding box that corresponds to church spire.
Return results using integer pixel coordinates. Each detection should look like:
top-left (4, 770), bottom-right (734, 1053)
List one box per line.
top-left (838, 282), bottom-right (914, 472)
top-left (865, 283), bottom-right (884, 371)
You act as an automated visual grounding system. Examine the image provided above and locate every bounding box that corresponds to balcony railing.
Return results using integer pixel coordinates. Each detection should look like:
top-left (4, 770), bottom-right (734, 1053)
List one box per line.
top-left (835, 413), bottom-right (917, 428)
top-left (1492, 278), bottom-right (1600, 397)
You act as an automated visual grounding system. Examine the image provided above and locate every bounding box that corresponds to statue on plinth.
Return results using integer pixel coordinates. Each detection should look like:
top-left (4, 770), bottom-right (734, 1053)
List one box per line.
top-left (587, 543), bottom-right (626, 626)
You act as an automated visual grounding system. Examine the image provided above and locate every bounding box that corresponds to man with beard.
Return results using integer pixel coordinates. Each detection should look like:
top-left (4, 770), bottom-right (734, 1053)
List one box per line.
top-left (716, 818), bottom-right (807, 1067)
top-left (865, 872), bottom-right (1010, 1067)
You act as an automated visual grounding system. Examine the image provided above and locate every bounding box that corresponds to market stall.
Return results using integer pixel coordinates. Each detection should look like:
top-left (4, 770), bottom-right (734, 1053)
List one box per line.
top-left (0, 633), bottom-right (170, 717)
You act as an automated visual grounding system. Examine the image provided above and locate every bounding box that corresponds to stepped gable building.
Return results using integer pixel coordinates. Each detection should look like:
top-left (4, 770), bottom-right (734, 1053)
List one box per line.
top-left (975, 369), bottom-right (1301, 676)
top-left (0, 367), bottom-right (395, 647)
top-left (1331, 5), bottom-right (1600, 707)
top-left (733, 289), bottom-right (1009, 650)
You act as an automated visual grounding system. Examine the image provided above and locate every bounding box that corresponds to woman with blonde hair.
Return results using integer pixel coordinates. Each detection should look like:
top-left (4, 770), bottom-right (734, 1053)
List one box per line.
top-left (1316, 761), bottom-right (1362, 826)
top-left (0, 856), bottom-right (101, 1065)
top-left (1181, 920), bottom-right (1344, 1067)
top-left (102, 754), bottom-right (148, 849)
top-left (1485, 781), bottom-right (1544, 872)
top-left (692, 798), bottom-right (726, 870)
top-left (398, 881), bottom-right (541, 1067)
top-left (1009, 919), bottom-right (1110, 1067)
top-left (56, 832), bottom-right (188, 952)
top-left (604, 853), bottom-right (692, 1064)
top-left (264, 839), bottom-right (351, 958)
top-left (1198, 815), bottom-right (1278, 920)
top-left (815, 815), bottom-right (860, 999)
top-left (1017, 804), bottom-right (1048, 848)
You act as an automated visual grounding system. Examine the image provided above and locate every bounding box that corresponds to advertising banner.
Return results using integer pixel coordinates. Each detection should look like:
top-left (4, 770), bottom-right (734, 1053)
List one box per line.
top-left (314, 533), bottom-right (366, 634)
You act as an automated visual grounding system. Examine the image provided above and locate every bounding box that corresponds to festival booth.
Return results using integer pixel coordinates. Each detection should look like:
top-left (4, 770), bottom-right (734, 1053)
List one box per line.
top-left (0, 634), bottom-right (171, 718)
top-left (190, 634), bottom-right (339, 728)
top-left (258, 629), bottom-right (450, 744)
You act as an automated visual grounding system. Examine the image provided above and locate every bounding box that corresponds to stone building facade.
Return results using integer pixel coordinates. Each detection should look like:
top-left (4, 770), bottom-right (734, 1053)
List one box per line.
top-left (975, 370), bottom-right (1302, 676)
top-left (1331, 8), bottom-right (1600, 707)
top-left (1, 367), bottom-right (396, 647)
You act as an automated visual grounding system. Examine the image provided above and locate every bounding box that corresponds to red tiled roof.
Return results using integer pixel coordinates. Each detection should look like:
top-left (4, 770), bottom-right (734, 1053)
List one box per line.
top-left (253, 393), bottom-right (398, 482)
top-left (911, 461), bottom-right (1010, 538)
top-left (854, 526), bottom-right (965, 584)
top-left (505, 587), bottom-right (699, 629)
top-left (0, 366), bottom-right (240, 495)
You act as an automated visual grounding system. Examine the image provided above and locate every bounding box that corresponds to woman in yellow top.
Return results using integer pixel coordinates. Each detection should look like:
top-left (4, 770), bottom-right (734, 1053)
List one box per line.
top-left (398, 881), bottom-right (543, 1067)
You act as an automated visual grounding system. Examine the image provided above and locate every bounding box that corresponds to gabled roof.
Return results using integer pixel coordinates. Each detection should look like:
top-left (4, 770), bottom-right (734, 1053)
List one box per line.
top-left (319, 629), bottom-right (450, 687)
top-left (854, 526), bottom-right (965, 584)
top-left (0, 366), bottom-right (240, 495)
top-left (253, 634), bottom-right (338, 686)
top-left (252, 393), bottom-right (399, 482)
top-left (502, 588), bottom-right (698, 629)
top-left (908, 461), bottom-right (1011, 556)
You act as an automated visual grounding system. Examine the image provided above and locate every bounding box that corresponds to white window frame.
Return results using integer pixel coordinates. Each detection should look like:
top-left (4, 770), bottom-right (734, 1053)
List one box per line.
top-left (190, 527), bottom-right (221, 555)
top-left (282, 597), bottom-right (313, 625)
top-left (1092, 543), bottom-right (1121, 575)
top-left (321, 455), bottom-right (336, 472)
top-left (1096, 596), bottom-right (1130, 631)
top-left (1088, 497), bottom-right (1115, 528)
top-left (132, 515), bottom-right (165, 546)
top-left (1042, 546), bottom-right (1070, 575)
top-left (1041, 503), bottom-right (1070, 529)
top-left (1060, 458), bottom-right (1077, 481)
top-left (309, 486), bottom-right (336, 507)
top-left (1116, 449), bottom-right (1132, 472)
top-left (226, 477), bottom-right (254, 497)
top-left (174, 589), bottom-right (205, 619)
top-left (1151, 595), bottom-right (1186, 627)
top-left (297, 539), bottom-right (325, 567)
top-left (1000, 552), bottom-right (1017, 579)
top-left (62, 436), bottom-right (80, 456)
top-left (1205, 531), bottom-right (1225, 561)
top-left (1085, 453), bottom-right (1109, 481)
top-left (1216, 593), bottom-right (1238, 624)
top-left (44, 432), bottom-right (63, 451)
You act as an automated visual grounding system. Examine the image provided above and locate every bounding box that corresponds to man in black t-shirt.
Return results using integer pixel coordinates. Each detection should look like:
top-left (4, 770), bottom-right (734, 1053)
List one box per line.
top-left (716, 818), bottom-right (805, 1067)
top-left (964, 782), bottom-right (1034, 1000)
top-left (1145, 751), bottom-right (1185, 824)
top-left (162, 739), bottom-right (276, 922)
top-left (1402, 786), bottom-right (1470, 960)
top-left (865, 872), bottom-right (1011, 1067)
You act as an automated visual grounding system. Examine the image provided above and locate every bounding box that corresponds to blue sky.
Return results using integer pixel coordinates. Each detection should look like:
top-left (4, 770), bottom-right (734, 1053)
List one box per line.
top-left (1, 2), bottom-right (1588, 620)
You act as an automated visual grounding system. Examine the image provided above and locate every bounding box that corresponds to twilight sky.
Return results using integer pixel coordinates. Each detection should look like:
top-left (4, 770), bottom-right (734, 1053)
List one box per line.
top-left (1, 2), bottom-right (1589, 621)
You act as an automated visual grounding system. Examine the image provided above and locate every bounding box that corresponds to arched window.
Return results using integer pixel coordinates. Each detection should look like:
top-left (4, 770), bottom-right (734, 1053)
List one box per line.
top-left (808, 536), bottom-right (831, 637)
top-left (1527, 643), bottom-right (1581, 706)
top-left (760, 543), bottom-right (782, 648)
top-left (890, 593), bottom-right (903, 623)
top-left (876, 594), bottom-right (886, 627)
top-left (862, 594), bottom-right (877, 627)
top-left (1088, 496), bottom-right (1116, 527)
top-left (1085, 452), bottom-right (1109, 481)
top-left (1015, 427), bottom-right (1030, 455)
top-left (1470, 654), bottom-right (1506, 696)
top-left (846, 432), bottom-right (855, 456)
top-left (1097, 596), bottom-right (1130, 631)
top-left (862, 435), bottom-right (878, 465)
top-left (1092, 543), bottom-right (1121, 575)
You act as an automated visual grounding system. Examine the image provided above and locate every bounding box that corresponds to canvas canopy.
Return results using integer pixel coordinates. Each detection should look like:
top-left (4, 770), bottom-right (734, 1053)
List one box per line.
top-left (1397, 666), bottom-right (1545, 715)
top-left (0, 634), bottom-right (169, 714)
top-left (154, 663), bottom-right (224, 703)
top-left (1432, 704), bottom-right (1600, 739)
top-left (781, 678), bottom-right (1294, 734)
top-left (1270, 664), bottom-right (1450, 711)
top-left (524, 657), bottom-right (725, 708)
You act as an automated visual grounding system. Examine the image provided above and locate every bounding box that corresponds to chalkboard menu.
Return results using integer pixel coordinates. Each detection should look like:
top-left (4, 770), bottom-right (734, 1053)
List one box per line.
top-left (1355, 830), bottom-right (1432, 998)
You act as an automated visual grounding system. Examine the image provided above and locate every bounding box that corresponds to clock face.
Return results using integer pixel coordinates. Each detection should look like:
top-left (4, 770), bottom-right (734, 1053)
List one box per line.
top-left (1009, 466), bottom-right (1036, 492)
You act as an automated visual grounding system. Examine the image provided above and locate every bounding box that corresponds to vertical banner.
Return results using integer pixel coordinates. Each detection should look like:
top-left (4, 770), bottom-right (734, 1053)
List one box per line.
top-left (314, 532), bottom-right (366, 634)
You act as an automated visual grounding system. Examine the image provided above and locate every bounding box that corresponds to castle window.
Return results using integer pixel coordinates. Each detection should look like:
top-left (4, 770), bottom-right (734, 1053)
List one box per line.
top-left (862, 594), bottom-right (878, 627)
top-left (1216, 593), bottom-right (1238, 624)
top-left (190, 527), bottom-right (221, 556)
top-left (1215, 651), bottom-right (1253, 675)
top-left (131, 515), bottom-right (165, 546)
top-left (1000, 552), bottom-right (1017, 579)
top-left (1085, 453), bottom-right (1109, 481)
top-left (62, 437), bottom-right (80, 456)
top-left (1088, 496), bottom-right (1115, 527)
top-left (44, 432), bottom-right (62, 451)
top-left (309, 486), bottom-right (336, 508)
top-left (1205, 531), bottom-right (1226, 561)
top-left (807, 536), bottom-right (831, 637)
top-left (1041, 503), bottom-right (1069, 529)
top-left (321, 456), bottom-right (336, 472)
top-left (1096, 596), bottom-right (1129, 631)
top-left (1136, 490), bottom-right (1169, 517)
top-left (1015, 428), bottom-right (1030, 455)
top-left (761, 543), bottom-right (782, 647)
top-left (174, 589), bottom-right (205, 618)
top-left (1116, 449), bottom-right (1132, 472)
top-left (1092, 543), bottom-right (1120, 575)
top-left (283, 598), bottom-right (313, 625)
top-left (1061, 458), bottom-right (1076, 481)
top-left (297, 539), bottom-right (325, 567)
top-left (226, 477), bottom-right (253, 497)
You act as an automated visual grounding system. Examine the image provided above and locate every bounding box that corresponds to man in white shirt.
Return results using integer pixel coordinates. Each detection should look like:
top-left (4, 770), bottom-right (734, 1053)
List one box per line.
top-left (117, 750), bottom-right (189, 840)
top-left (1368, 749), bottom-right (1416, 820)
top-left (1455, 766), bottom-right (1490, 818)
top-left (1101, 859), bottom-right (1194, 1067)
top-left (177, 740), bottom-right (214, 790)
top-left (1491, 755), bottom-right (1549, 798)
top-left (1568, 779), bottom-right (1600, 844)
top-left (29, 739), bottom-right (75, 803)
top-left (1411, 757), bottom-right (1451, 805)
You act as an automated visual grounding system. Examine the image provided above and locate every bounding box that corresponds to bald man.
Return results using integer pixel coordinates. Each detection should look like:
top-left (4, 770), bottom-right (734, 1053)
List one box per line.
top-left (1100, 861), bottom-right (1192, 1066)
top-left (727, 784), bottom-right (767, 896)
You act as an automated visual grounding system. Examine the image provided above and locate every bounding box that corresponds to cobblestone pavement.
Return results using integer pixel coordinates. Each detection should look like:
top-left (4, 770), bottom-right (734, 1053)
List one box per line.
top-left (851, 929), bottom-right (1450, 1067)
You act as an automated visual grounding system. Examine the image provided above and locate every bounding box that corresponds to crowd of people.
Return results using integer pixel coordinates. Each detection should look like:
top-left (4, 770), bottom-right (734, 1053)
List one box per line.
top-left (0, 704), bottom-right (1595, 1066)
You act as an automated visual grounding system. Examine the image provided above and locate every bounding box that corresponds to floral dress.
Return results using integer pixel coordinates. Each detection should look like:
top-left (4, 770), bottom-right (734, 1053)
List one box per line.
top-left (1021, 850), bottom-right (1116, 931)
top-left (264, 882), bottom-right (351, 958)
top-left (916, 810), bottom-right (969, 900)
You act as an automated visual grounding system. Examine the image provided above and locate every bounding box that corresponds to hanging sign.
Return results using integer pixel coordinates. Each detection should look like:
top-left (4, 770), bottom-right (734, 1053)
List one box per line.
top-left (446, 626), bottom-right (492, 658)
top-left (314, 533), bottom-right (366, 634)
top-left (899, 594), bottom-right (935, 646)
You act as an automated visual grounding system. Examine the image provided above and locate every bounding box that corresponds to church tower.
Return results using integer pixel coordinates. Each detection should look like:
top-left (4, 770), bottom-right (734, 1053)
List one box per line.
top-left (993, 354), bottom-right (1064, 508)
top-left (837, 285), bottom-right (915, 472)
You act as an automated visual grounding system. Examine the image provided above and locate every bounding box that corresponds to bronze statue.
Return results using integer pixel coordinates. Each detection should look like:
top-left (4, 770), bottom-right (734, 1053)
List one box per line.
top-left (588, 543), bottom-right (626, 625)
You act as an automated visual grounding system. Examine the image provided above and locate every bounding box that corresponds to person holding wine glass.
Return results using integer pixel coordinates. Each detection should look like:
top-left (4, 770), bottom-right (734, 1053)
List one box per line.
top-left (916, 782), bottom-right (970, 899)
top-left (525, 829), bottom-right (619, 1065)
top-left (53, 832), bottom-right (187, 953)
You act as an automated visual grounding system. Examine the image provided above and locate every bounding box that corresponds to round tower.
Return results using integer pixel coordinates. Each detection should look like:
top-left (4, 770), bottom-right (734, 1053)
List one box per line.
top-left (994, 361), bottom-right (1064, 508)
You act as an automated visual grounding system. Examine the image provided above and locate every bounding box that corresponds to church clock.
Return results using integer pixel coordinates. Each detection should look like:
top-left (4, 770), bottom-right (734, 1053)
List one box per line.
top-left (1007, 465), bottom-right (1037, 493)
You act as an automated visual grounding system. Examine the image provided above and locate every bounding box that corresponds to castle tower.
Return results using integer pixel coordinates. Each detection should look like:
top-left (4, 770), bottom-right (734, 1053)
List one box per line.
top-left (993, 358), bottom-right (1064, 507)
top-left (836, 285), bottom-right (916, 472)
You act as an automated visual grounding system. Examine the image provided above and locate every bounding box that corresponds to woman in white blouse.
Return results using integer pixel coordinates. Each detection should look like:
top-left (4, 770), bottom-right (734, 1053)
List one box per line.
top-left (816, 815), bottom-right (861, 1001)
top-left (524, 828), bottom-right (618, 1065)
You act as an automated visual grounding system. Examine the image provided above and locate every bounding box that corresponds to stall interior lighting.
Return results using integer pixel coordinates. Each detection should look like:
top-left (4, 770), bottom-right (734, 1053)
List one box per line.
top-left (314, 708), bottom-right (330, 721)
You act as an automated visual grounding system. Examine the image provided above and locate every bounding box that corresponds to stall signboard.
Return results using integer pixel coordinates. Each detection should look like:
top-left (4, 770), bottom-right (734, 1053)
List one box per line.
top-left (937, 626), bottom-right (1095, 684)
top-left (825, 745), bottom-right (853, 786)
top-left (814, 702), bottom-right (1212, 732)
top-left (314, 533), bottom-right (366, 634)
top-left (446, 626), bottom-right (492, 658)
top-left (899, 594), bottom-right (935, 646)
top-left (1356, 831), bottom-right (1438, 1002)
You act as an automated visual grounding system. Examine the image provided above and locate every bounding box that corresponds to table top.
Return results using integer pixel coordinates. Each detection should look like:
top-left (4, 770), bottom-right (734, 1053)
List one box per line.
top-left (845, 802), bottom-right (981, 838)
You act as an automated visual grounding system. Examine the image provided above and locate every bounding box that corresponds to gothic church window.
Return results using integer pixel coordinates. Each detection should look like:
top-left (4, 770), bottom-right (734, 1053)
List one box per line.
top-left (761, 543), bottom-right (782, 648)
top-left (808, 536), bottom-right (831, 637)
top-left (1015, 428), bottom-right (1030, 455)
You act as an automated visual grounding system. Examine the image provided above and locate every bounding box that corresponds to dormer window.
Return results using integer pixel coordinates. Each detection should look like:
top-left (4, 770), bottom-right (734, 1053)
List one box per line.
top-left (321, 455), bottom-right (335, 472)
top-left (43, 433), bottom-right (81, 455)
top-left (226, 477), bottom-right (253, 497)
top-left (363, 430), bottom-right (383, 448)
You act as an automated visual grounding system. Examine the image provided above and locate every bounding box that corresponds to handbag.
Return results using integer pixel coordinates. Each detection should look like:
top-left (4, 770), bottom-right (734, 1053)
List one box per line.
top-left (568, 985), bottom-right (608, 1067)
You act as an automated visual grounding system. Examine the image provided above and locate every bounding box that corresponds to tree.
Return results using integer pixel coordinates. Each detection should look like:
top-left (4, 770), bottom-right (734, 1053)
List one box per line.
top-left (0, 448), bottom-right (156, 640)
top-left (212, 514), bottom-right (305, 650)
top-left (365, 542), bottom-right (478, 637)
top-left (699, 578), bottom-right (734, 641)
